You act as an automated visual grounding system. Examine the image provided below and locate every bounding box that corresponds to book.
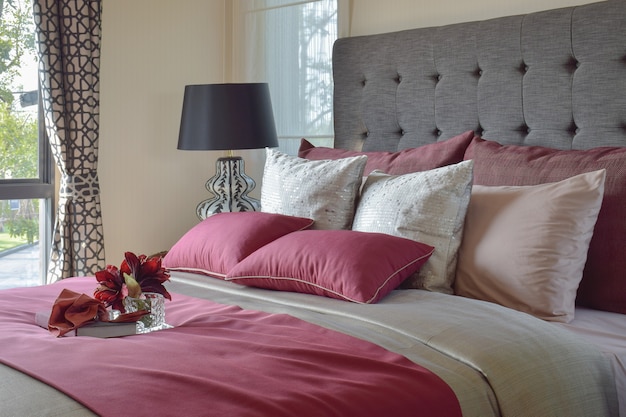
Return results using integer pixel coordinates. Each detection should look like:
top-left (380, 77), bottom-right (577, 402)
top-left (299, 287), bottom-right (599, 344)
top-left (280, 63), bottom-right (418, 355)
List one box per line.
top-left (35, 311), bottom-right (137, 338)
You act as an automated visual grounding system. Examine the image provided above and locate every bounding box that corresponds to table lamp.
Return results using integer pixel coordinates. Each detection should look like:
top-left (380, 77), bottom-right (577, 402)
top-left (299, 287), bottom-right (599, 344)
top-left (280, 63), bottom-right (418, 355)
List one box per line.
top-left (178, 83), bottom-right (278, 220)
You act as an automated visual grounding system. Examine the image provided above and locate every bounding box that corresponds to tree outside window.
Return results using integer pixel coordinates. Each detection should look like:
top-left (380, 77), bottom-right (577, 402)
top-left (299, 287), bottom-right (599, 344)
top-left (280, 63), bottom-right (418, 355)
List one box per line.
top-left (0, 0), bottom-right (52, 290)
top-left (0, 0), bottom-right (42, 247)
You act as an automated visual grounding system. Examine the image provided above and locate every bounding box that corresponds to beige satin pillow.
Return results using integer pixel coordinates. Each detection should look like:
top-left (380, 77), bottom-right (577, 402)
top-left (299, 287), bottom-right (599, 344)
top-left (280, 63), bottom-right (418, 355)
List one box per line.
top-left (261, 148), bottom-right (367, 230)
top-left (454, 169), bottom-right (606, 323)
top-left (352, 160), bottom-right (474, 293)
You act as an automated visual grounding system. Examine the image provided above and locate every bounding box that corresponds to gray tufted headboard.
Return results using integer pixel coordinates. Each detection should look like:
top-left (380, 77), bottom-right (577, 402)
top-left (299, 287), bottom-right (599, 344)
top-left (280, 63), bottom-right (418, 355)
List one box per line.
top-left (332, 0), bottom-right (626, 152)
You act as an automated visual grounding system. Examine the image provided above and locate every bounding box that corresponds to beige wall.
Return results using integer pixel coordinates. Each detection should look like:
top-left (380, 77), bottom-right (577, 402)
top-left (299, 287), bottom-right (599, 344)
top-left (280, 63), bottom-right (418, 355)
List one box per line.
top-left (349, 0), bottom-right (596, 36)
top-left (98, 0), bottom-right (598, 263)
top-left (99, 0), bottom-right (226, 261)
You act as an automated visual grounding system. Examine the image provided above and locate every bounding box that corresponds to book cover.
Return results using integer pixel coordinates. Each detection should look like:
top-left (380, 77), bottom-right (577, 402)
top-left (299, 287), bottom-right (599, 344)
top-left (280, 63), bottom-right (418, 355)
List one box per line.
top-left (35, 311), bottom-right (137, 338)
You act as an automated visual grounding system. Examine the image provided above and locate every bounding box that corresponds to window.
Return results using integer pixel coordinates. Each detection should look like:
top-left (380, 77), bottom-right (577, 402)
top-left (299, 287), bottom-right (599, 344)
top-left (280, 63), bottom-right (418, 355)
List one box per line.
top-left (0, 0), bottom-right (54, 289)
top-left (231, 0), bottom-right (338, 155)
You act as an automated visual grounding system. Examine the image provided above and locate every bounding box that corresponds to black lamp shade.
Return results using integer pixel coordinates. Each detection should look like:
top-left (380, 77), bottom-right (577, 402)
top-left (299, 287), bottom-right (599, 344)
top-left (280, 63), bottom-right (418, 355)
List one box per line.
top-left (178, 83), bottom-right (278, 151)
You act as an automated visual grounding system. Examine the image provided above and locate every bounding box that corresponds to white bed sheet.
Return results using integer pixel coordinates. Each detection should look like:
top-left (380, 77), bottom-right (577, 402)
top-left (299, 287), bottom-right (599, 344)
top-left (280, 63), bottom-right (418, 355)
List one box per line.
top-left (556, 307), bottom-right (626, 417)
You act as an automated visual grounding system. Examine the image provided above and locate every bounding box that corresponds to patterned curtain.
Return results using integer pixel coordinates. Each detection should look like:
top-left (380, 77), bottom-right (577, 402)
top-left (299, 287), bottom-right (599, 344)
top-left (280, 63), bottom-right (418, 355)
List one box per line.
top-left (33, 0), bottom-right (105, 282)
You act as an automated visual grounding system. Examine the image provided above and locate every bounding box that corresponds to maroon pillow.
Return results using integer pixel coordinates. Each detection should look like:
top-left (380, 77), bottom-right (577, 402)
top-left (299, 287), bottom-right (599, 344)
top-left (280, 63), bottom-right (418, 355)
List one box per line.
top-left (163, 212), bottom-right (314, 278)
top-left (225, 229), bottom-right (434, 304)
top-left (298, 131), bottom-right (476, 176)
top-left (465, 137), bottom-right (626, 314)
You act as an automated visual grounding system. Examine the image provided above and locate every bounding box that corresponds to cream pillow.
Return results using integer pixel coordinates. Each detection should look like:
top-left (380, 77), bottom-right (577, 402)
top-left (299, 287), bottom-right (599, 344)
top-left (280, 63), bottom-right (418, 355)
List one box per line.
top-left (454, 169), bottom-right (606, 323)
top-left (261, 148), bottom-right (367, 230)
top-left (352, 160), bottom-right (474, 293)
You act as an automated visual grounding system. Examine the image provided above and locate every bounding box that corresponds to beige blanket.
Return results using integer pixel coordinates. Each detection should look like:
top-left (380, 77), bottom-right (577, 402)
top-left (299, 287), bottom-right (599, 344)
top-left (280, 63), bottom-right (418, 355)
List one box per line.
top-left (0, 272), bottom-right (618, 417)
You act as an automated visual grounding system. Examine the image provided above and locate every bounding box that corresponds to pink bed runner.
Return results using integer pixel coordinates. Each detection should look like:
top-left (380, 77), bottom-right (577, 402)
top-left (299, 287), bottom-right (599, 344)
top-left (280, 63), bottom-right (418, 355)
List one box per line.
top-left (0, 277), bottom-right (461, 417)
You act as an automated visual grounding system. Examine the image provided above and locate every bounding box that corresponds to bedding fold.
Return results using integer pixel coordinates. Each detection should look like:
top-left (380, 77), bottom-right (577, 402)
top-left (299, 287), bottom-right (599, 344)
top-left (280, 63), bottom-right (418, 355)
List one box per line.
top-left (0, 277), bottom-right (462, 417)
top-left (170, 272), bottom-right (619, 417)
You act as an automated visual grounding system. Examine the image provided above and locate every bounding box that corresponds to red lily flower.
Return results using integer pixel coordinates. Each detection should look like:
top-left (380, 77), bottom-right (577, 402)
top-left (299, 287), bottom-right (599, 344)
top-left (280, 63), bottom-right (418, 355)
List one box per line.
top-left (94, 252), bottom-right (171, 313)
top-left (120, 252), bottom-right (171, 300)
top-left (94, 264), bottom-right (126, 311)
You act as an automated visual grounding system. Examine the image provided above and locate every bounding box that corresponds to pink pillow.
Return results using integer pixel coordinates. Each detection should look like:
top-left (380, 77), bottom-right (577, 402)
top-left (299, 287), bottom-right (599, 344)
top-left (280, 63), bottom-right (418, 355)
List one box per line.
top-left (465, 137), bottom-right (626, 314)
top-left (225, 230), bottom-right (434, 304)
top-left (455, 170), bottom-right (606, 323)
top-left (298, 130), bottom-right (476, 176)
top-left (163, 212), bottom-right (314, 278)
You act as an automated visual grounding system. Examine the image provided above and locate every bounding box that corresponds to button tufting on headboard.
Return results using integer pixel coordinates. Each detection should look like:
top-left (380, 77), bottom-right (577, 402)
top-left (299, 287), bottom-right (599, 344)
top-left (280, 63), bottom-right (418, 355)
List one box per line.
top-left (567, 57), bottom-right (579, 72)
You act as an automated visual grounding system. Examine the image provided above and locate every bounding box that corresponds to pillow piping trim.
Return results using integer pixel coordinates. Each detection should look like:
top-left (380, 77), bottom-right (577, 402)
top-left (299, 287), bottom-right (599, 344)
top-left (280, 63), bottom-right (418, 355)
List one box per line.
top-left (166, 267), bottom-right (227, 279)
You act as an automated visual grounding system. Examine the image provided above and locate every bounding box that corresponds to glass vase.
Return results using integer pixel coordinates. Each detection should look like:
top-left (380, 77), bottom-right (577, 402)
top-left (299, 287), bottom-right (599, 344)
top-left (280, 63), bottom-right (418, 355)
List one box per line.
top-left (123, 293), bottom-right (171, 333)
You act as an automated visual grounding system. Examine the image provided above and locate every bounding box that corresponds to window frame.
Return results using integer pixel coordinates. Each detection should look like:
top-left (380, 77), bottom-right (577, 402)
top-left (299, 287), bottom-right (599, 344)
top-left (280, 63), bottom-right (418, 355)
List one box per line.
top-left (0, 96), bottom-right (55, 285)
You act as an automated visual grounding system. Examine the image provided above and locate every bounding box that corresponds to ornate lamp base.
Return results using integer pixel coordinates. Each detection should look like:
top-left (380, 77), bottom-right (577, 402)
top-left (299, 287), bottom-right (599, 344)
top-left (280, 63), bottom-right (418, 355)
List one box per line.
top-left (196, 156), bottom-right (260, 220)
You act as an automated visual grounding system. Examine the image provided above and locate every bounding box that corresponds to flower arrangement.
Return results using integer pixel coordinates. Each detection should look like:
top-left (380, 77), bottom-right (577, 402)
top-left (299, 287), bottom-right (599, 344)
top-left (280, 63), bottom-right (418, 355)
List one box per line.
top-left (94, 251), bottom-right (171, 313)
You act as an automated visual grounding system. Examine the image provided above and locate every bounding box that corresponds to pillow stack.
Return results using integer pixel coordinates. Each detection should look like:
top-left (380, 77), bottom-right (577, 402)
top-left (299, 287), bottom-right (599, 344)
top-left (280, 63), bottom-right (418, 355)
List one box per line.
top-left (164, 132), bottom-right (476, 304)
top-left (166, 130), bottom-right (620, 322)
top-left (163, 211), bottom-right (434, 304)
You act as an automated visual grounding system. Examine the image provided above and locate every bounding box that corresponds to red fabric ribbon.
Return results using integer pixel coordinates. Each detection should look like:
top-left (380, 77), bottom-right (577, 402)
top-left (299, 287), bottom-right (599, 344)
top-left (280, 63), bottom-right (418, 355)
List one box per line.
top-left (47, 289), bottom-right (148, 337)
top-left (48, 289), bottom-right (108, 337)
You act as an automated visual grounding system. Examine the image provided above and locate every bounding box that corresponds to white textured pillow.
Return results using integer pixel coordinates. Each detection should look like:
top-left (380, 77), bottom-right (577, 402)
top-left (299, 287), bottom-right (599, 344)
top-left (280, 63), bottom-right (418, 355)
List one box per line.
top-left (352, 160), bottom-right (474, 293)
top-left (261, 148), bottom-right (367, 230)
top-left (454, 169), bottom-right (606, 323)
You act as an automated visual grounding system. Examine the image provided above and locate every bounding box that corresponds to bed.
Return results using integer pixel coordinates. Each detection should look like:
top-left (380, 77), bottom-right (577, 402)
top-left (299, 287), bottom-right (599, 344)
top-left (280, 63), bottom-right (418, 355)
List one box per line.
top-left (1, 1), bottom-right (625, 416)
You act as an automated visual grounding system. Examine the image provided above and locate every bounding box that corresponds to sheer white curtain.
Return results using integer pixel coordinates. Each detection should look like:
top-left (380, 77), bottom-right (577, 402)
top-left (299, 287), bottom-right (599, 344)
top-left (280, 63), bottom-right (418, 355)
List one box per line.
top-left (230, 0), bottom-right (347, 155)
